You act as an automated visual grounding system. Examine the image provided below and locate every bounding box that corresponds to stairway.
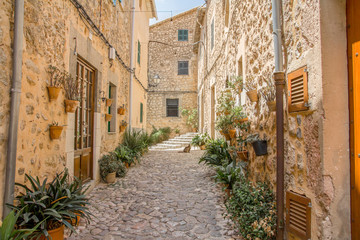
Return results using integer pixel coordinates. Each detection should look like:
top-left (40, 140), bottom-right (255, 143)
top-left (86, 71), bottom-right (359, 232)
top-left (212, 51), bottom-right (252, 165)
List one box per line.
top-left (150, 132), bottom-right (198, 151)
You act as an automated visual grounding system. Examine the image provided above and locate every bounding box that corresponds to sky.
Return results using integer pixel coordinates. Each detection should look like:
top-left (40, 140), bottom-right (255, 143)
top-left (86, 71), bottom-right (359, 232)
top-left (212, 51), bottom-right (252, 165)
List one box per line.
top-left (150, 0), bottom-right (205, 25)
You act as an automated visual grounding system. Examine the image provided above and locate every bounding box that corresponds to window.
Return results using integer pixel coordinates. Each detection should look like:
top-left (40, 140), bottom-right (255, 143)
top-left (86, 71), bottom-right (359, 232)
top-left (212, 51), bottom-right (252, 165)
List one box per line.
top-left (287, 66), bottom-right (309, 112)
top-left (166, 99), bottom-right (179, 117)
top-left (211, 18), bottom-right (215, 50)
top-left (178, 29), bottom-right (188, 41)
top-left (140, 102), bottom-right (143, 123)
top-left (137, 40), bottom-right (141, 65)
top-left (178, 61), bottom-right (189, 75)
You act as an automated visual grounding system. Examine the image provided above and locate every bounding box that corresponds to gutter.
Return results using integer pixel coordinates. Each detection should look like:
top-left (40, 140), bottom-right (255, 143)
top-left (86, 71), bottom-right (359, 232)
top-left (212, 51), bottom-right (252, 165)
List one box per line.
top-left (271, 0), bottom-right (285, 239)
top-left (129, 0), bottom-right (135, 130)
top-left (3, 0), bottom-right (24, 218)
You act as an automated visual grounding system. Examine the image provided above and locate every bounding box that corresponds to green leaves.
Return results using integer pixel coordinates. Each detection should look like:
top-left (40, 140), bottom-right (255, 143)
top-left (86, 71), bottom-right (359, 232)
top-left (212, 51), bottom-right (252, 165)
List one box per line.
top-left (191, 133), bottom-right (211, 147)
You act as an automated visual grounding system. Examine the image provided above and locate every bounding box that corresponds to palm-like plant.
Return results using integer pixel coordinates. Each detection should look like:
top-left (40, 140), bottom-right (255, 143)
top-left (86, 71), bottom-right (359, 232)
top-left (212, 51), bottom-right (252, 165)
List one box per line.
top-left (199, 139), bottom-right (232, 166)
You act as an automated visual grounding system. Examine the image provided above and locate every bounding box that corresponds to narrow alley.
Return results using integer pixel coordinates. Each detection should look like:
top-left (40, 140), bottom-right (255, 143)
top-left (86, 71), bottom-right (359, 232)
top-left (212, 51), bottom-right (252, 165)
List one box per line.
top-left (69, 151), bottom-right (235, 240)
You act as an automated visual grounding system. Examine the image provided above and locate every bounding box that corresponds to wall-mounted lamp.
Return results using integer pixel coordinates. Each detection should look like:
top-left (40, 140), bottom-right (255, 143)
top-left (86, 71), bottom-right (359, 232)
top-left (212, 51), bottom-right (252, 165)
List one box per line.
top-left (149, 74), bottom-right (161, 88)
top-left (99, 90), bottom-right (107, 102)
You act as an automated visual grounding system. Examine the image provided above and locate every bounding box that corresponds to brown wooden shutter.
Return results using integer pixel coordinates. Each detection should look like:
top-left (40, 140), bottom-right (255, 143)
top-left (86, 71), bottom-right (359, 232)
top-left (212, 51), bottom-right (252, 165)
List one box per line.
top-left (287, 66), bottom-right (309, 112)
top-left (286, 191), bottom-right (311, 240)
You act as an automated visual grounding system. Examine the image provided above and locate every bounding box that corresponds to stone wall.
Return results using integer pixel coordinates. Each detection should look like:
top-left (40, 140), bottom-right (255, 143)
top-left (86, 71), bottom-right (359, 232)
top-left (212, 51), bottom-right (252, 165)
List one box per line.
top-left (197, 0), bottom-right (350, 238)
top-left (0, 0), bottom-right (154, 218)
top-left (148, 9), bottom-right (198, 135)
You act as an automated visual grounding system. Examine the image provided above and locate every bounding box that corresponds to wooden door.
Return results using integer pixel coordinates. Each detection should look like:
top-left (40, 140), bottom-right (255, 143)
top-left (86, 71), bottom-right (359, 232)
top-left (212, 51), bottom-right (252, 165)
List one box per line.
top-left (352, 41), bottom-right (360, 239)
top-left (74, 59), bottom-right (95, 181)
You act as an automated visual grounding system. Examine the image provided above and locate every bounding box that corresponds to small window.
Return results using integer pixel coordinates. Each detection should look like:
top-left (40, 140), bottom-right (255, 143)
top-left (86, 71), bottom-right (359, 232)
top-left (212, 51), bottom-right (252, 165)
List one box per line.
top-left (178, 61), bottom-right (189, 75)
top-left (137, 40), bottom-right (141, 65)
top-left (211, 18), bottom-right (215, 50)
top-left (166, 99), bottom-right (179, 117)
top-left (287, 66), bottom-right (309, 112)
top-left (140, 102), bottom-right (143, 123)
top-left (178, 29), bottom-right (188, 41)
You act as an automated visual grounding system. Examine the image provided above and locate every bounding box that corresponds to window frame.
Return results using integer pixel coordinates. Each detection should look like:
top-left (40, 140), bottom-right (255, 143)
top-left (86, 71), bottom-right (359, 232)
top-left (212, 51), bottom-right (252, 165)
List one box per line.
top-left (178, 61), bottom-right (189, 75)
top-left (287, 66), bottom-right (309, 113)
top-left (166, 99), bottom-right (179, 117)
top-left (178, 29), bottom-right (189, 41)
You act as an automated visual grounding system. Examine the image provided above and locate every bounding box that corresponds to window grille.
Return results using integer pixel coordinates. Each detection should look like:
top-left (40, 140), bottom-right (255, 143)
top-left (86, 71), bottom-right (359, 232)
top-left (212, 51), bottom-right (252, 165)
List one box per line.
top-left (166, 99), bottom-right (179, 117)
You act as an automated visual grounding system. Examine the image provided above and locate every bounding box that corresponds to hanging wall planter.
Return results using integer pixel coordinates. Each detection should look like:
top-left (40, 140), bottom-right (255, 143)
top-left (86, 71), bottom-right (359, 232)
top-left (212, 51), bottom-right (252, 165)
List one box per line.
top-left (105, 114), bottom-right (112, 122)
top-left (246, 89), bottom-right (258, 102)
top-left (252, 140), bottom-right (268, 156)
top-left (229, 129), bottom-right (237, 139)
top-left (106, 98), bottom-right (113, 107)
top-left (47, 86), bottom-right (61, 101)
top-left (64, 100), bottom-right (79, 113)
top-left (267, 101), bottom-right (276, 112)
top-left (118, 106), bottom-right (125, 115)
top-left (49, 125), bottom-right (64, 140)
top-left (237, 150), bottom-right (248, 161)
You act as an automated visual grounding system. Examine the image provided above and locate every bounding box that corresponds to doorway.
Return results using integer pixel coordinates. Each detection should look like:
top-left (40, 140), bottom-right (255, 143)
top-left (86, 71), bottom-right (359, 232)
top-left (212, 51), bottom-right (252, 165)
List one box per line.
top-left (74, 59), bottom-right (95, 181)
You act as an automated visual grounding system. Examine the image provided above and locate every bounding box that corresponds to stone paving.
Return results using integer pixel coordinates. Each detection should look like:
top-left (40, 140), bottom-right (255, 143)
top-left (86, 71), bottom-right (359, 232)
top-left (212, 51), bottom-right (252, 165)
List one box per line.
top-left (69, 150), bottom-right (237, 240)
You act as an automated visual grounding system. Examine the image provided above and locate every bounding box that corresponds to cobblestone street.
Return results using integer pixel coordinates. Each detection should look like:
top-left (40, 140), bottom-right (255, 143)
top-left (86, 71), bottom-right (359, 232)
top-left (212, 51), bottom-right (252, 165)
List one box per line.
top-left (69, 150), bottom-right (235, 240)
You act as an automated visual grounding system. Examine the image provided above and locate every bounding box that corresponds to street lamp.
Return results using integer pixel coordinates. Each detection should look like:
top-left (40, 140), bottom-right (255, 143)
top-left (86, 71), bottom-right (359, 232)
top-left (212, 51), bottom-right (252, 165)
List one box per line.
top-left (149, 74), bottom-right (161, 87)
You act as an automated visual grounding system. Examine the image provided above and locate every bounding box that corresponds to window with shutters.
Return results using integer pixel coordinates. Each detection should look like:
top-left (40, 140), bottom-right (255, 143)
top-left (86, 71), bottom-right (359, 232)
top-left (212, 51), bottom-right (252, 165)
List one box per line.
top-left (137, 40), bottom-right (141, 65)
top-left (140, 102), bottom-right (143, 123)
top-left (178, 61), bottom-right (189, 75)
top-left (178, 29), bottom-right (188, 41)
top-left (286, 191), bottom-right (311, 240)
top-left (166, 99), bottom-right (179, 117)
top-left (287, 66), bottom-right (309, 112)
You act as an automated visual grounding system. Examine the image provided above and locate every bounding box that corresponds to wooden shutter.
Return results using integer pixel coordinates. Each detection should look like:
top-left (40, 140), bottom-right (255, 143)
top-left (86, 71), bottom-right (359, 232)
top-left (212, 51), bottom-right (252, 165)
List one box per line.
top-left (287, 66), bottom-right (309, 112)
top-left (140, 102), bottom-right (143, 123)
top-left (137, 41), bottom-right (141, 64)
top-left (184, 30), bottom-right (188, 41)
top-left (286, 191), bottom-right (311, 240)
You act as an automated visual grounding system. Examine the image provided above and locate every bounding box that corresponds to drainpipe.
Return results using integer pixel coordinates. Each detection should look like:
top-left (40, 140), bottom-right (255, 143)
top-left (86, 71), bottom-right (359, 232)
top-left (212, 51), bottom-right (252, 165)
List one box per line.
top-left (129, 0), bottom-right (135, 130)
top-left (3, 0), bottom-right (24, 218)
top-left (271, 0), bottom-right (285, 239)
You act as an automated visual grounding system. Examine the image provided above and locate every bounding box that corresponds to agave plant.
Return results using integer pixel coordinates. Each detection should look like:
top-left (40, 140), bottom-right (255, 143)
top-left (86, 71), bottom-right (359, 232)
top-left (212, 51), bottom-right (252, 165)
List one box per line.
top-left (114, 145), bottom-right (136, 167)
top-left (199, 139), bottom-right (233, 166)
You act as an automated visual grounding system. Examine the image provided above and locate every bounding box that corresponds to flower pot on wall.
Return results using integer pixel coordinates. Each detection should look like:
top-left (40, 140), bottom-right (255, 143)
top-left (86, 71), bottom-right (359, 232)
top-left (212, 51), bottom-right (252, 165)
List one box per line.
top-left (237, 150), bottom-right (248, 161)
top-left (118, 107), bottom-right (125, 115)
top-left (105, 114), bottom-right (112, 122)
top-left (246, 90), bottom-right (258, 102)
top-left (229, 129), bottom-right (237, 139)
top-left (252, 140), bottom-right (268, 156)
top-left (49, 126), bottom-right (63, 140)
top-left (64, 100), bottom-right (79, 113)
top-left (267, 101), bottom-right (276, 112)
top-left (120, 125), bottom-right (127, 132)
top-left (38, 225), bottom-right (64, 240)
top-left (47, 86), bottom-right (61, 101)
top-left (200, 145), bottom-right (206, 150)
top-left (105, 172), bottom-right (116, 183)
top-left (106, 99), bottom-right (113, 107)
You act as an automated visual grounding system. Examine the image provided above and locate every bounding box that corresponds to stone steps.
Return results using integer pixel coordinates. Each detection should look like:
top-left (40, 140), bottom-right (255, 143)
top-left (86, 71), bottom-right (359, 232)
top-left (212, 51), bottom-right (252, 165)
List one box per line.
top-left (150, 132), bottom-right (198, 151)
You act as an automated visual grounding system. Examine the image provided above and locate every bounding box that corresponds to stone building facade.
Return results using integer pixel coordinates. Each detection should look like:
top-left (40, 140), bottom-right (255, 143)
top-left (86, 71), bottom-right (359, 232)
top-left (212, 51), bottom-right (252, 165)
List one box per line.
top-left (147, 8), bottom-right (198, 134)
top-left (196, 0), bottom-right (352, 239)
top-left (0, 0), bottom-right (156, 218)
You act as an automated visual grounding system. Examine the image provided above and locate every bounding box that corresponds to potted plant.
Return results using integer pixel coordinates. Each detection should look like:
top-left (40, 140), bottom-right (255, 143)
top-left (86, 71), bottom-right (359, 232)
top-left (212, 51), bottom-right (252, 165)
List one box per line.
top-left (260, 79), bottom-right (276, 112)
top-left (227, 75), bottom-right (243, 94)
top-left (99, 153), bottom-right (120, 183)
top-left (180, 108), bottom-right (199, 132)
top-left (105, 113), bottom-right (112, 122)
top-left (118, 105), bottom-right (126, 115)
top-left (49, 121), bottom-right (63, 140)
top-left (63, 73), bottom-right (80, 113)
top-left (244, 76), bottom-right (258, 102)
top-left (246, 134), bottom-right (268, 156)
top-left (120, 120), bottom-right (127, 132)
top-left (106, 98), bottom-right (113, 107)
top-left (8, 171), bottom-right (91, 240)
top-left (174, 127), bottom-right (180, 136)
top-left (191, 133), bottom-right (210, 150)
top-left (47, 65), bottom-right (65, 101)
top-left (114, 145), bottom-right (135, 168)
top-left (214, 161), bottom-right (246, 197)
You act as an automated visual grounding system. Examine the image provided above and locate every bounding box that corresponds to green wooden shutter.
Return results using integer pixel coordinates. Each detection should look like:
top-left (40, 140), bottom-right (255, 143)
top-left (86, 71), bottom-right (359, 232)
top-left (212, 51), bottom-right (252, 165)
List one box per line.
top-left (140, 102), bottom-right (143, 123)
top-left (178, 30), bottom-right (182, 41)
top-left (108, 85), bottom-right (111, 132)
top-left (137, 41), bottom-right (141, 64)
top-left (184, 30), bottom-right (188, 41)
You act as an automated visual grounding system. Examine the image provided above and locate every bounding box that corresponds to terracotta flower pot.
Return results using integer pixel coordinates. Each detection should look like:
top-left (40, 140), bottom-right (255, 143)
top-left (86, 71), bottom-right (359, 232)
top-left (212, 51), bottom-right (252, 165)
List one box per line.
top-left (224, 133), bottom-right (231, 141)
top-left (118, 107), bottom-right (125, 115)
top-left (237, 150), bottom-right (248, 161)
top-left (120, 125), bottom-right (127, 132)
top-left (49, 126), bottom-right (63, 140)
top-left (38, 225), bottom-right (64, 240)
top-left (47, 86), bottom-right (61, 101)
top-left (105, 114), bottom-right (112, 122)
top-left (224, 188), bottom-right (231, 198)
top-left (105, 172), bottom-right (116, 183)
top-left (246, 89), bottom-right (258, 102)
top-left (199, 145), bottom-right (206, 150)
top-left (193, 128), bottom-right (198, 132)
top-left (106, 99), bottom-right (113, 107)
top-left (267, 101), bottom-right (276, 112)
top-left (67, 213), bottom-right (81, 226)
top-left (64, 99), bottom-right (79, 113)
top-left (125, 163), bottom-right (130, 168)
top-left (229, 129), bottom-right (237, 139)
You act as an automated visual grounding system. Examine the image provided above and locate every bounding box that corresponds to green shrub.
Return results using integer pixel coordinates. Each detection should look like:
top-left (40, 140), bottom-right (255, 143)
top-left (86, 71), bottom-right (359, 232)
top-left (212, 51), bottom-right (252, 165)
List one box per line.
top-left (114, 145), bottom-right (136, 166)
top-left (214, 161), bottom-right (247, 190)
top-left (225, 178), bottom-right (277, 240)
top-left (191, 133), bottom-right (211, 147)
top-left (199, 139), bottom-right (233, 166)
top-left (99, 153), bottom-right (126, 180)
top-left (150, 126), bottom-right (171, 144)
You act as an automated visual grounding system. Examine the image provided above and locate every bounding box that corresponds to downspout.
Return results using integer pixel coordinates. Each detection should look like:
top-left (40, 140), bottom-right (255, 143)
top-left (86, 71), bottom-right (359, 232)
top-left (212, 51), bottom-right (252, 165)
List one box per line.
top-left (3, 0), bottom-right (24, 218)
top-left (271, 0), bottom-right (285, 239)
top-left (129, 0), bottom-right (135, 130)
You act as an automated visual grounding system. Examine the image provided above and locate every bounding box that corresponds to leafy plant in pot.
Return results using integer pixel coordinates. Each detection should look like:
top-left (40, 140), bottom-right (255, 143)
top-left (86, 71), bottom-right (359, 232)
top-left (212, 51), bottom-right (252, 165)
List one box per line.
top-left (227, 75), bottom-right (244, 94)
top-left (180, 108), bottom-right (199, 132)
top-left (246, 134), bottom-right (268, 156)
top-left (120, 120), bottom-right (127, 132)
top-left (99, 153), bottom-right (125, 183)
top-left (8, 170), bottom-right (91, 240)
top-left (260, 78), bottom-right (276, 112)
top-left (117, 105), bottom-right (126, 115)
top-left (62, 73), bottom-right (80, 113)
top-left (47, 65), bottom-right (65, 101)
top-left (244, 76), bottom-right (258, 102)
top-left (49, 121), bottom-right (63, 140)
top-left (191, 133), bottom-right (210, 150)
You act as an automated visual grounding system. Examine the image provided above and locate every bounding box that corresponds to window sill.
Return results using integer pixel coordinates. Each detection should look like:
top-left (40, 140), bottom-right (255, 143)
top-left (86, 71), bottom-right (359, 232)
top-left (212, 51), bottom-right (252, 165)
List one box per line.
top-left (107, 131), bottom-right (116, 135)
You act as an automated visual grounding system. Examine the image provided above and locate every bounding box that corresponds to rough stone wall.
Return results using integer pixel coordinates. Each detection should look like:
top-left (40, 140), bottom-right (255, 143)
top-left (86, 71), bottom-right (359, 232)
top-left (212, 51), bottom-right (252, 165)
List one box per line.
top-left (198, 0), bottom-right (350, 238)
top-left (0, 0), bottom-right (155, 217)
top-left (148, 9), bottom-right (198, 135)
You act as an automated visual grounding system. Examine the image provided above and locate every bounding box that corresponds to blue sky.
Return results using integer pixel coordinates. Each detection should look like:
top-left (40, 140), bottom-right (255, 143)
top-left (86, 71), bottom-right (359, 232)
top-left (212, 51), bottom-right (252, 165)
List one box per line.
top-left (150, 0), bottom-right (205, 25)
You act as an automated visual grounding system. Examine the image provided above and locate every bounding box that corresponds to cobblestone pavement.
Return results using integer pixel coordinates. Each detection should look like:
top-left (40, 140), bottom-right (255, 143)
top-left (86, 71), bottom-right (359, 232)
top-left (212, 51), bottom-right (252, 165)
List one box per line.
top-left (69, 150), bottom-right (236, 240)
